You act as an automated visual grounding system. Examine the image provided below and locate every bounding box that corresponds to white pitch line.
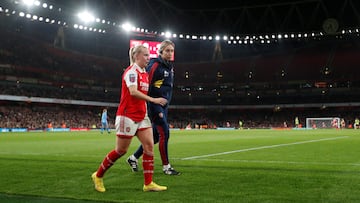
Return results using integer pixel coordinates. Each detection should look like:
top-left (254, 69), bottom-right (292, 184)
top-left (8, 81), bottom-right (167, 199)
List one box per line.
top-left (181, 136), bottom-right (349, 160)
top-left (182, 158), bottom-right (360, 166)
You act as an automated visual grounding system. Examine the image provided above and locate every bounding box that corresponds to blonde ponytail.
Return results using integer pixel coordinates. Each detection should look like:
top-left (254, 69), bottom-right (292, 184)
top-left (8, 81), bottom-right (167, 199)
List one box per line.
top-left (129, 46), bottom-right (135, 65)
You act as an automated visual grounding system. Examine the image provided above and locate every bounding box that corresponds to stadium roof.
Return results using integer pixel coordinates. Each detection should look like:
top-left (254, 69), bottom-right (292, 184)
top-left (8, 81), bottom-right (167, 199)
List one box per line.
top-left (52, 0), bottom-right (360, 35)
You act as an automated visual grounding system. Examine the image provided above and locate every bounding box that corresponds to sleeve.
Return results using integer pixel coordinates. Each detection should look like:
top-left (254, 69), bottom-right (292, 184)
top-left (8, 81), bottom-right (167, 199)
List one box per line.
top-left (123, 69), bottom-right (138, 87)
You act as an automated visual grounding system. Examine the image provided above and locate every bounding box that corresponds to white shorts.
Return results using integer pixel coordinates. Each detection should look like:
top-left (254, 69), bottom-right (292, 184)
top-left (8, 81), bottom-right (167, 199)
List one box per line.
top-left (115, 115), bottom-right (152, 138)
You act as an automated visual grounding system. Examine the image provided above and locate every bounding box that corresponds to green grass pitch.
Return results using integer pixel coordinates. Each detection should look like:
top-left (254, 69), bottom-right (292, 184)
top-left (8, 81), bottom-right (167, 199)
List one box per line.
top-left (0, 129), bottom-right (360, 203)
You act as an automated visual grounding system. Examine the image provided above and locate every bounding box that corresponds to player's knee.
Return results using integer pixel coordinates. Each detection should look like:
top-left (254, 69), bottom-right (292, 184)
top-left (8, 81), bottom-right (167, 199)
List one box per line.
top-left (143, 143), bottom-right (154, 156)
top-left (115, 149), bottom-right (127, 156)
top-left (142, 142), bottom-right (154, 152)
top-left (143, 150), bottom-right (154, 157)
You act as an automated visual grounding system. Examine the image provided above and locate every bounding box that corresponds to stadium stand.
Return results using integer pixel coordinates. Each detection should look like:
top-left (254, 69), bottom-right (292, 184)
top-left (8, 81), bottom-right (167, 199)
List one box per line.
top-left (1, 11), bottom-right (360, 129)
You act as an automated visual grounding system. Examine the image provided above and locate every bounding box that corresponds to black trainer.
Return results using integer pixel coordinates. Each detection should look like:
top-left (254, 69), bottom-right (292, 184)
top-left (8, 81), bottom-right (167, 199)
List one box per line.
top-left (126, 157), bottom-right (139, 172)
top-left (163, 168), bottom-right (181, 175)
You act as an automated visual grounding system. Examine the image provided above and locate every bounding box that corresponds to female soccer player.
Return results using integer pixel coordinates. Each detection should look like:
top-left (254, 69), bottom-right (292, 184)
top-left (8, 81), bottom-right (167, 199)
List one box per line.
top-left (91, 45), bottom-right (168, 192)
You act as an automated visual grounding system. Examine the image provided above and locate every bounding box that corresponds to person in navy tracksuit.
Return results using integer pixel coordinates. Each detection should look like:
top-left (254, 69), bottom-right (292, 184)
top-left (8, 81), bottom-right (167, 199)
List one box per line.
top-left (127, 40), bottom-right (180, 175)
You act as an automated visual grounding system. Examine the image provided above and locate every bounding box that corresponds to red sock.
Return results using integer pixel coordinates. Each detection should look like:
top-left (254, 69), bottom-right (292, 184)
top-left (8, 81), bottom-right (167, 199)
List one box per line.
top-left (96, 150), bottom-right (124, 177)
top-left (142, 153), bottom-right (154, 185)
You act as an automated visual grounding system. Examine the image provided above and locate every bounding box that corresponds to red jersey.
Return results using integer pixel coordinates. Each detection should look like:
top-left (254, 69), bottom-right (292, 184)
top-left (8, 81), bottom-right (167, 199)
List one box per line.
top-left (116, 63), bottom-right (149, 122)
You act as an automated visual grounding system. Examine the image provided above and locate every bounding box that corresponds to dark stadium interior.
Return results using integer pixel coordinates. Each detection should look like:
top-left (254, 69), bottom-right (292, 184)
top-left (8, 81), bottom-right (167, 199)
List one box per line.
top-left (1, 0), bottom-right (360, 129)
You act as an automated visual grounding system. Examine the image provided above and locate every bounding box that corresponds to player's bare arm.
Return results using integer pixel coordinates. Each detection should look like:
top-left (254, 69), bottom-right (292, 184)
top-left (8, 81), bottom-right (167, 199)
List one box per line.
top-left (128, 85), bottom-right (167, 106)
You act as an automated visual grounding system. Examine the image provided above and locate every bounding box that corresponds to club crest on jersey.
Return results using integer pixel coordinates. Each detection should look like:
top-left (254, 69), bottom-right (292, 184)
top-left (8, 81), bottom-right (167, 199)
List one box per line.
top-left (164, 70), bottom-right (169, 77)
top-left (129, 74), bottom-right (136, 83)
top-left (126, 127), bottom-right (131, 132)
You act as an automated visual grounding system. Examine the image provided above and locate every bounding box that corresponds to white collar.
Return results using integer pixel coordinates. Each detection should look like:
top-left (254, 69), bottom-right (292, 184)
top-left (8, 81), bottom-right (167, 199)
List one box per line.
top-left (133, 63), bottom-right (146, 73)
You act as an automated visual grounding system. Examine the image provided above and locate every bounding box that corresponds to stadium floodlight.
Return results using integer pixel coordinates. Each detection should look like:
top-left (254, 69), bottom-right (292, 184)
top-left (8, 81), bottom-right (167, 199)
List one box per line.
top-left (22, 0), bottom-right (35, 6)
top-left (164, 31), bottom-right (171, 38)
top-left (215, 35), bottom-right (220, 40)
top-left (19, 12), bottom-right (25, 17)
top-left (42, 3), bottom-right (47, 8)
top-left (121, 22), bottom-right (133, 32)
top-left (77, 11), bottom-right (95, 23)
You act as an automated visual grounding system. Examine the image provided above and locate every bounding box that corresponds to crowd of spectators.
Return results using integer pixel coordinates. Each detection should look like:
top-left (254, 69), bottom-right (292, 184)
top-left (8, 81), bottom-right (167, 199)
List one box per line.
top-left (1, 103), bottom-right (359, 130)
top-left (0, 104), bottom-right (116, 129)
top-left (168, 107), bottom-right (360, 129)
